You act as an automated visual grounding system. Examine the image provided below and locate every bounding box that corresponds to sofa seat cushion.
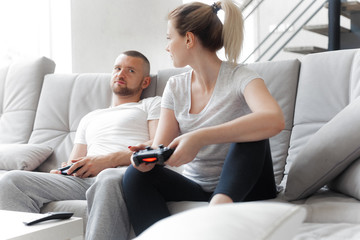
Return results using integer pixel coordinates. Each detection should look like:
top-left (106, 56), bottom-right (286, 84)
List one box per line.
top-left (329, 157), bottom-right (360, 201)
top-left (295, 223), bottom-right (360, 240)
top-left (287, 188), bottom-right (360, 224)
top-left (0, 144), bottom-right (53, 170)
top-left (135, 202), bottom-right (306, 240)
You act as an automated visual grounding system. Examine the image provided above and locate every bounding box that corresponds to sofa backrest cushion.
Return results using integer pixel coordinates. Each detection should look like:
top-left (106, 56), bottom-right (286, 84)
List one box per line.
top-left (30, 74), bottom-right (113, 172)
top-left (32, 59), bottom-right (301, 178)
top-left (285, 49), bottom-right (360, 186)
top-left (0, 57), bottom-right (55, 144)
top-left (31, 69), bottom-right (191, 172)
top-left (141, 67), bottom-right (190, 99)
top-left (152, 60), bottom-right (300, 185)
top-left (246, 60), bottom-right (300, 184)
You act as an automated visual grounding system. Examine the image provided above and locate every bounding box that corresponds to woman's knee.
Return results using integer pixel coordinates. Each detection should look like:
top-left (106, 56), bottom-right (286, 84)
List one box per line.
top-left (122, 165), bottom-right (144, 187)
top-left (229, 139), bottom-right (268, 155)
top-left (122, 165), bottom-right (163, 196)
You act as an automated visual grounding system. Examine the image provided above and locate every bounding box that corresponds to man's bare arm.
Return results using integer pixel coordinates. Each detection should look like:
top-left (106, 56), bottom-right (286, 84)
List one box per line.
top-left (68, 144), bottom-right (88, 163)
top-left (68, 119), bottom-right (159, 178)
top-left (50, 143), bottom-right (87, 174)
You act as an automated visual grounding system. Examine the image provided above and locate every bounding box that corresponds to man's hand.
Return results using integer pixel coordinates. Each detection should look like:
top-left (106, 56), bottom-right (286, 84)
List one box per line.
top-left (50, 162), bottom-right (68, 174)
top-left (67, 155), bottom-right (109, 178)
top-left (50, 149), bottom-right (133, 178)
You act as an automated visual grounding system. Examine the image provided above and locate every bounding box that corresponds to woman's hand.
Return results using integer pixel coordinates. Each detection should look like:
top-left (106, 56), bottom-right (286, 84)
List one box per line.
top-left (166, 131), bottom-right (204, 167)
top-left (129, 144), bottom-right (156, 172)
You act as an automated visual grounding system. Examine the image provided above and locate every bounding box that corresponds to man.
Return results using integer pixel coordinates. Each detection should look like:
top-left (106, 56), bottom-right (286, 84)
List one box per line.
top-left (0, 50), bottom-right (160, 240)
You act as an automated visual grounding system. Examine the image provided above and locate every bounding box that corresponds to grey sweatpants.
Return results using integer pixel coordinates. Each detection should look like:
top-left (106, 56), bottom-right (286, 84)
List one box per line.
top-left (0, 168), bottom-right (131, 240)
top-left (86, 167), bottom-right (131, 240)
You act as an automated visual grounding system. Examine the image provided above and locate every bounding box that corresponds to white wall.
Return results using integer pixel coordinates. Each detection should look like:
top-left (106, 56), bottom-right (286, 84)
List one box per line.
top-left (1, 0), bottom-right (344, 73)
top-left (0, 0), bottom-right (51, 66)
top-left (71, 0), bottom-right (182, 74)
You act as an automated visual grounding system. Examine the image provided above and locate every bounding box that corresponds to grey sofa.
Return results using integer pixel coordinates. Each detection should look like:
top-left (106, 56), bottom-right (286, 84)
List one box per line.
top-left (1, 49), bottom-right (360, 239)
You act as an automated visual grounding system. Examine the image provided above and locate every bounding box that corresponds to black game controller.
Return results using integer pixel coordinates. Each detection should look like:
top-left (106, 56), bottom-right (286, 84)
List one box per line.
top-left (133, 144), bottom-right (174, 166)
top-left (58, 164), bottom-right (81, 175)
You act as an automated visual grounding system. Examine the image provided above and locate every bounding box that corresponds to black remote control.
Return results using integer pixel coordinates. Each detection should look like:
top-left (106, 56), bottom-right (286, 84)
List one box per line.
top-left (58, 164), bottom-right (81, 175)
top-left (23, 212), bottom-right (74, 226)
top-left (133, 144), bottom-right (174, 166)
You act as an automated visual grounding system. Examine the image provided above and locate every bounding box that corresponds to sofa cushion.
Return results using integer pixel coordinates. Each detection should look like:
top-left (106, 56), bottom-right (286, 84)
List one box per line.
top-left (135, 202), bottom-right (306, 240)
top-left (154, 60), bottom-right (300, 185)
top-left (329, 157), bottom-right (360, 201)
top-left (296, 223), bottom-right (360, 239)
top-left (247, 59), bottom-right (300, 184)
top-left (0, 144), bottom-right (53, 170)
top-left (29, 74), bottom-right (113, 172)
top-left (284, 96), bottom-right (360, 201)
top-left (155, 60), bottom-right (300, 185)
top-left (284, 49), bottom-right (360, 186)
top-left (290, 188), bottom-right (360, 224)
top-left (0, 57), bottom-right (55, 144)
top-left (328, 50), bottom-right (360, 200)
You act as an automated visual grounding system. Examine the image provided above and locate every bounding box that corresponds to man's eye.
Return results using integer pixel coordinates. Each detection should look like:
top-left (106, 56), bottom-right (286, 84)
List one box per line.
top-left (129, 69), bottom-right (135, 73)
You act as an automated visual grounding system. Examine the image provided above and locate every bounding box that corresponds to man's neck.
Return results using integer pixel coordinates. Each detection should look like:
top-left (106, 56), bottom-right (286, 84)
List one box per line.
top-left (112, 95), bottom-right (141, 107)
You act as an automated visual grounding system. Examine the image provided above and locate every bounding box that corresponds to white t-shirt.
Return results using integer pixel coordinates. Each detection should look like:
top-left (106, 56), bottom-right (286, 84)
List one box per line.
top-left (161, 62), bottom-right (261, 191)
top-left (75, 96), bottom-right (161, 156)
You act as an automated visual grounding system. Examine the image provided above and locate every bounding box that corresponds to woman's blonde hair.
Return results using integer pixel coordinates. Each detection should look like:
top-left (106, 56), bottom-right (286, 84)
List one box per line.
top-left (168, 0), bottom-right (244, 63)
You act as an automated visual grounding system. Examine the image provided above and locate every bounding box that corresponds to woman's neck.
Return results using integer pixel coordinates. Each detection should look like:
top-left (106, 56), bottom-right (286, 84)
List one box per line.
top-left (190, 52), bottom-right (222, 92)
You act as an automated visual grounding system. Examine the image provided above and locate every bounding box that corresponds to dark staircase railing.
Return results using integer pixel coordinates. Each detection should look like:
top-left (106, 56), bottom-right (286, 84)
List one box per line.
top-left (268, 2), bottom-right (326, 61)
top-left (257, 0), bottom-right (326, 62)
top-left (328, 0), bottom-right (341, 50)
top-left (242, 0), bottom-right (304, 63)
top-left (241, 0), bottom-right (360, 63)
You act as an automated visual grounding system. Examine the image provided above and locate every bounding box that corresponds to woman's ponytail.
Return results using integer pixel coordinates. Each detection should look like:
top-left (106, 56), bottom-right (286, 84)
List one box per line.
top-left (220, 0), bottom-right (244, 63)
top-left (168, 0), bottom-right (244, 63)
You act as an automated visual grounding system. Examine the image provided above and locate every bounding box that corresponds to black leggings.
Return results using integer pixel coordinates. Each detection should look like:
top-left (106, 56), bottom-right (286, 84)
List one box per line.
top-left (122, 140), bottom-right (277, 236)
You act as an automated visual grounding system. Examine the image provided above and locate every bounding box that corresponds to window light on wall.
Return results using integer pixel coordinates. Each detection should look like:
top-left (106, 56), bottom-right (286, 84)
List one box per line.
top-left (0, 0), bottom-right (72, 73)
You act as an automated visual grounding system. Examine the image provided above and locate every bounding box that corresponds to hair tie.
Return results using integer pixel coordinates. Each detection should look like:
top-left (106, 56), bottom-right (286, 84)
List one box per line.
top-left (212, 2), bottom-right (221, 14)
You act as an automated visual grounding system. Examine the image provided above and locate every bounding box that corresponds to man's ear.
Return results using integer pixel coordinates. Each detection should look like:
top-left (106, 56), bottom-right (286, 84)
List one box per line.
top-left (142, 76), bottom-right (151, 89)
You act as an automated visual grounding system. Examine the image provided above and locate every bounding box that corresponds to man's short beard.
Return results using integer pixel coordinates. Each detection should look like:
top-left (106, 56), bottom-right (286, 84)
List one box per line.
top-left (112, 81), bottom-right (143, 97)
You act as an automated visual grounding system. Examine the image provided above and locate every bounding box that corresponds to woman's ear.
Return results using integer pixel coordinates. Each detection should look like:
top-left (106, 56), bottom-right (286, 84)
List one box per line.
top-left (185, 32), bottom-right (195, 49)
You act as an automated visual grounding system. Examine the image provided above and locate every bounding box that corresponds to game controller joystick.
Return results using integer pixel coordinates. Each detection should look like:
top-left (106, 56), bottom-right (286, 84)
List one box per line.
top-left (58, 164), bottom-right (81, 175)
top-left (133, 144), bottom-right (174, 166)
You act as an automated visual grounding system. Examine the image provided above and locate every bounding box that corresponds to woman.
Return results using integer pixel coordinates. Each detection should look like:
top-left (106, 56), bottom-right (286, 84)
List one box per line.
top-left (122, 0), bottom-right (285, 235)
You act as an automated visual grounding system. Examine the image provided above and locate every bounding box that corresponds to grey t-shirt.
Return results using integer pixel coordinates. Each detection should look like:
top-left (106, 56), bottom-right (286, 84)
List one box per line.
top-left (161, 61), bottom-right (261, 192)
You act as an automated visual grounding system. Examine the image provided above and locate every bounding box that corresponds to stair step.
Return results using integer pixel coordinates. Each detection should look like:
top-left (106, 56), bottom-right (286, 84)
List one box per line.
top-left (283, 46), bottom-right (327, 55)
top-left (342, 1), bottom-right (360, 12)
top-left (325, 1), bottom-right (360, 18)
top-left (303, 24), bottom-right (351, 36)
